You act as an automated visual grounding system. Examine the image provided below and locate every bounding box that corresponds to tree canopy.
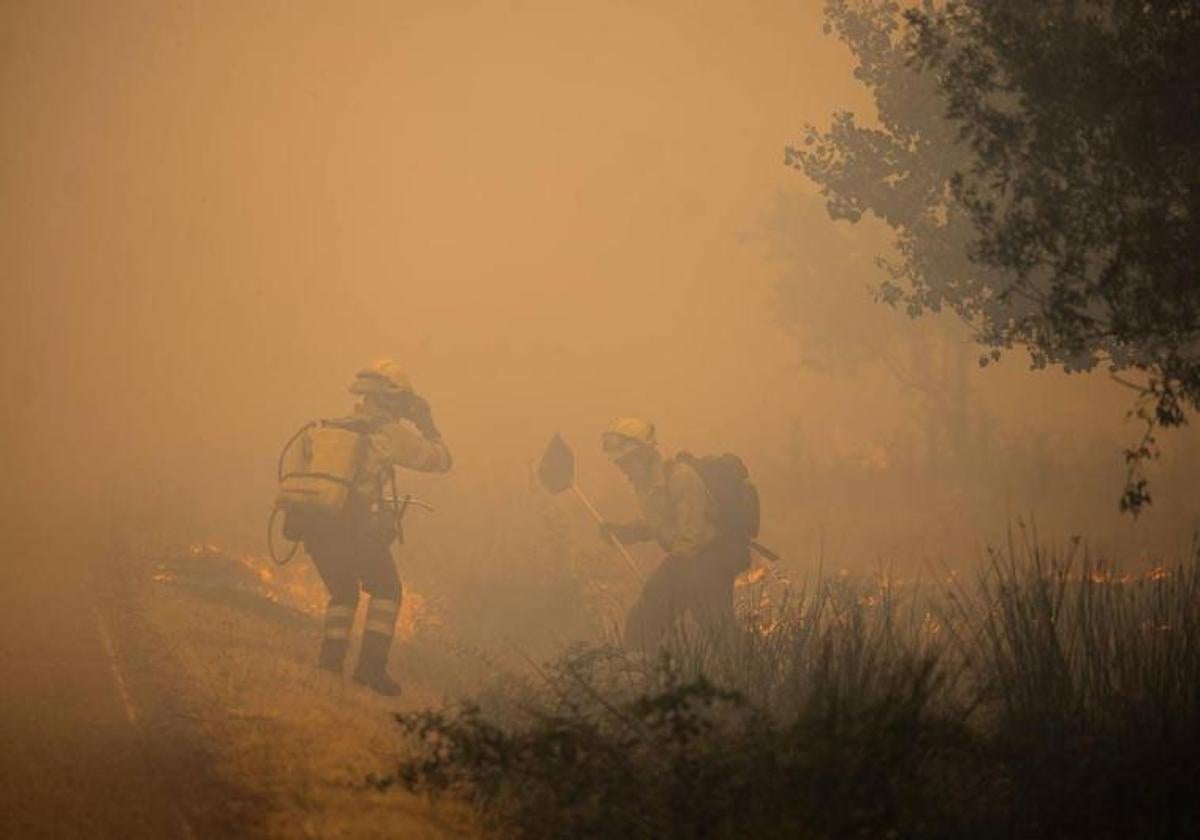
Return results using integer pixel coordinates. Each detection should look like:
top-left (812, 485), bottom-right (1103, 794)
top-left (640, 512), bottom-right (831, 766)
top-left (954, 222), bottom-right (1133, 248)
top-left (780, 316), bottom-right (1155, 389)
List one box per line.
top-left (790, 0), bottom-right (1200, 512)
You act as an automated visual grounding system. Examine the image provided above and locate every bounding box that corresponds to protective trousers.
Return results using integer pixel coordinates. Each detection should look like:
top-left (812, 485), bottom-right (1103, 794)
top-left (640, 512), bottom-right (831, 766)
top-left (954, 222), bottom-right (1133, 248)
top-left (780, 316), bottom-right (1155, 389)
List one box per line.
top-left (303, 514), bottom-right (403, 693)
top-left (623, 541), bottom-right (750, 652)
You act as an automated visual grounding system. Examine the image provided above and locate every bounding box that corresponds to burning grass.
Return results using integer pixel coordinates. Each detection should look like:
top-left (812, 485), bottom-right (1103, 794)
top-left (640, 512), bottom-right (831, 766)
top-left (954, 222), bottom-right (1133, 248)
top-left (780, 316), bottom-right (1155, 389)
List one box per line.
top-left (155, 542), bottom-right (436, 643)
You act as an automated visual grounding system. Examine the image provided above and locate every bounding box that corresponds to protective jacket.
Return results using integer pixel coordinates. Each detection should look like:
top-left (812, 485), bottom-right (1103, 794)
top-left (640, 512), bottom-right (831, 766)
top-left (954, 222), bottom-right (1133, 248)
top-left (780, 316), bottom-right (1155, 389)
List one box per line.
top-left (278, 402), bottom-right (452, 517)
top-left (352, 402), bottom-right (453, 501)
top-left (613, 451), bottom-right (751, 650)
top-left (611, 455), bottom-right (717, 560)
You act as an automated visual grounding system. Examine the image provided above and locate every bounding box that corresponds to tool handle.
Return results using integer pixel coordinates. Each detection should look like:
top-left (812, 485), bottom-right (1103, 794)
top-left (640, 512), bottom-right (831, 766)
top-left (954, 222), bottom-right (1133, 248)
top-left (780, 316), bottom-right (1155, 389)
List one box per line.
top-left (750, 540), bottom-right (782, 563)
top-left (571, 484), bottom-right (642, 579)
top-left (381, 496), bottom-right (437, 512)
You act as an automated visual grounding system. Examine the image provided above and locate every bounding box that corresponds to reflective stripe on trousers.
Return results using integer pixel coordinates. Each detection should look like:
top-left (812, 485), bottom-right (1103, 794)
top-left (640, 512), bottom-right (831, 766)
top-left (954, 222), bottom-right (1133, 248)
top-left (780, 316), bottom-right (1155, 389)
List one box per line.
top-left (322, 603), bottom-right (356, 640)
top-left (364, 596), bottom-right (400, 637)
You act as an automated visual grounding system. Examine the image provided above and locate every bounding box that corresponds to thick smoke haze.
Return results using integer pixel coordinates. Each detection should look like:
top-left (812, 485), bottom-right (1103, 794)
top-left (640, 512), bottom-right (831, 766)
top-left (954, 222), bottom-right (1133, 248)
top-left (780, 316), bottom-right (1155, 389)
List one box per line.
top-left (3, 0), bottom-right (1195, 578)
top-left (5, 5), bottom-right (1198, 836)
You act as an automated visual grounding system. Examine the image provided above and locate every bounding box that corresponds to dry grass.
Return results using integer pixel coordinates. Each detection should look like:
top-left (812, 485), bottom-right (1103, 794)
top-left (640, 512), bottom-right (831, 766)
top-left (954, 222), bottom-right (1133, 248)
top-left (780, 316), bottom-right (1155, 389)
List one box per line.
top-left (133, 546), bottom-right (478, 839)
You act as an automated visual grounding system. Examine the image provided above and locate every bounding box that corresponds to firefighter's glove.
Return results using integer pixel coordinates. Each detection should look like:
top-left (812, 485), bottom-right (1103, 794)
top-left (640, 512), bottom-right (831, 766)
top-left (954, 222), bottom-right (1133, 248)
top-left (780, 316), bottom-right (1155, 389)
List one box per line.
top-left (407, 395), bottom-right (441, 440)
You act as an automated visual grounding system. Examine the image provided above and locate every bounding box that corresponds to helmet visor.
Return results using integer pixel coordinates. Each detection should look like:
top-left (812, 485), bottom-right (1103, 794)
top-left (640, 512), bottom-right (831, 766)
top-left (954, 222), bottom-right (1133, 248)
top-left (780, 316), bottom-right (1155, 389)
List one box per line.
top-left (602, 432), bottom-right (645, 462)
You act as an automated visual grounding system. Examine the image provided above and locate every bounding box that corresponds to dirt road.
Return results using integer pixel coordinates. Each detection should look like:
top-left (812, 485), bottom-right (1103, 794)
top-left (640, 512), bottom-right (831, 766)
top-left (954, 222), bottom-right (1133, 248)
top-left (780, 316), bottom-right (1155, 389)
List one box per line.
top-left (0, 524), bottom-right (472, 838)
top-left (0, 532), bottom-right (243, 837)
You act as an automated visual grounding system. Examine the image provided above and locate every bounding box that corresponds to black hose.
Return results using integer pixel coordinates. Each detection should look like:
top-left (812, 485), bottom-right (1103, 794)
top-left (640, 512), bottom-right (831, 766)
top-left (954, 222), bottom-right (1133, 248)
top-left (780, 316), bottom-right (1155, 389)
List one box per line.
top-left (268, 422), bottom-right (316, 566)
top-left (266, 505), bottom-right (301, 566)
top-left (277, 421), bottom-right (317, 482)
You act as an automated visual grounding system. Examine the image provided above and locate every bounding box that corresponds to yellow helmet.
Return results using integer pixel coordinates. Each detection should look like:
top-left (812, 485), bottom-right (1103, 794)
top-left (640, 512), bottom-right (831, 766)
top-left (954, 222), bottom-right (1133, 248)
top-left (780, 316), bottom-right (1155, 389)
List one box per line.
top-left (349, 357), bottom-right (414, 397)
top-left (601, 417), bottom-right (656, 461)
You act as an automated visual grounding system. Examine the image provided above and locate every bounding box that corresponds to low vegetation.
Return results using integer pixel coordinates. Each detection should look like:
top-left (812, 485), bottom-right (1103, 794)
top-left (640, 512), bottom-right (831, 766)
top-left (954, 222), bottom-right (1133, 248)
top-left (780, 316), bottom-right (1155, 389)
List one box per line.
top-left (383, 535), bottom-right (1200, 839)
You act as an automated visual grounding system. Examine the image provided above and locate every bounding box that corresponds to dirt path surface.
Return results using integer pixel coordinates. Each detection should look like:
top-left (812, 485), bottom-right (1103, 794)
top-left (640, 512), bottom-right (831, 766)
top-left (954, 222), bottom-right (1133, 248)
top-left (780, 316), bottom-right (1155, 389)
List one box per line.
top-left (0, 531), bottom-right (475, 838)
top-left (0, 542), bottom-right (225, 838)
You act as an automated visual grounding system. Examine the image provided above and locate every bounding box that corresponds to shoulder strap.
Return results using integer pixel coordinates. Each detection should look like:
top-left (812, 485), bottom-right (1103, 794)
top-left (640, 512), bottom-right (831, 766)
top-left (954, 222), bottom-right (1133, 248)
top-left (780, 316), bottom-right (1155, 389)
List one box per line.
top-left (321, 414), bottom-right (385, 434)
top-left (663, 452), bottom-right (713, 508)
top-left (673, 450), bottom-right (698, 469)
top-left (668, 451), bottom-right (706, 487)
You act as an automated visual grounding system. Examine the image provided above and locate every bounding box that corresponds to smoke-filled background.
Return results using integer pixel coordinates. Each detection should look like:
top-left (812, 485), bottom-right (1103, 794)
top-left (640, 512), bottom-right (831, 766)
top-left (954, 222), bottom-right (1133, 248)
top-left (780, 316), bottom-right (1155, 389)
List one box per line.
top-left (3, 0), bottom-right (1197, 598)
top-left (5, 3), bottom-right (1200, 836)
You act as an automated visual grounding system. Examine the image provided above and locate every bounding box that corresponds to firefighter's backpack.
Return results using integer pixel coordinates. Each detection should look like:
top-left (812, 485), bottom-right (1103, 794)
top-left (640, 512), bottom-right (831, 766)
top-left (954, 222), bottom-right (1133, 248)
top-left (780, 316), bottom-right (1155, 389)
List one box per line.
top-left (673, 451), bottom-right (760, 543)
top-left (270, 416), bottom-right (380, 558)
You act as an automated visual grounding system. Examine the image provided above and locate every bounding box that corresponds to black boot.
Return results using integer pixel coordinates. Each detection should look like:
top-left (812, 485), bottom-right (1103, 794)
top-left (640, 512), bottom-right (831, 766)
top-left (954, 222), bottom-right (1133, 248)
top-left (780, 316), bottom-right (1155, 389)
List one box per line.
top-left (317, 637), bottom-right (349, 673)
top-left (353, 630), bottom-right (401, 696)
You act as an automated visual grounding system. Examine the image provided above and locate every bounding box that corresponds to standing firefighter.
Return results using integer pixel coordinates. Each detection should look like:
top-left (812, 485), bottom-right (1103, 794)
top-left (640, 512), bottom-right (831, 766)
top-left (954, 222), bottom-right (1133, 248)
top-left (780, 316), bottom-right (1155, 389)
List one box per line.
top-left (274, 359), bottom-right (451, 695)
top-left (599, 418), bottom-right (757, 650)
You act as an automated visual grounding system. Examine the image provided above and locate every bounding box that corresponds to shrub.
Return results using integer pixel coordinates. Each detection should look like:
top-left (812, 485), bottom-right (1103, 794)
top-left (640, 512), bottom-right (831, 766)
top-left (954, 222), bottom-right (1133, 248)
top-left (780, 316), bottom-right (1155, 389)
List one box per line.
top-left (381, 539), bottom-right (1200, 839)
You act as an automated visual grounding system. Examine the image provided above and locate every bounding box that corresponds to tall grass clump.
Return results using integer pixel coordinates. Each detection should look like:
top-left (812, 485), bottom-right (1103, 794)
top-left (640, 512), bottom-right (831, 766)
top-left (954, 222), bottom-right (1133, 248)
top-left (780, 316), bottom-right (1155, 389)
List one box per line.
top-left (957, 534), bottom-right (1200, 838)
top-left (382, 578), bottom-right (978, 838)
top-left (381, 539), bottom-right (1200, 839)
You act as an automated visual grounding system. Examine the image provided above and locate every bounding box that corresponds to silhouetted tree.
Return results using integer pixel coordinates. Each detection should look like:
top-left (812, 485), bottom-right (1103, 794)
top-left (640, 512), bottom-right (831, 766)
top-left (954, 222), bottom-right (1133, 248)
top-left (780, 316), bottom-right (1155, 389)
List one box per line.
top-left (789, 0), bottom-right (1200, 513)
top-left (765, 193), bottom-right (987, 473)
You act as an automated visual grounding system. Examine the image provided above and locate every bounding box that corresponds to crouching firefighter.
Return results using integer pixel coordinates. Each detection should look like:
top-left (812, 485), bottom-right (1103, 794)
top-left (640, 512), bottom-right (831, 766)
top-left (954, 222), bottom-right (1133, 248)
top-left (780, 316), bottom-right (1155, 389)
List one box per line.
top-left (271, 359), bottom-right (452, 695)
top-left (599, 418), bottom-right (759, 651)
